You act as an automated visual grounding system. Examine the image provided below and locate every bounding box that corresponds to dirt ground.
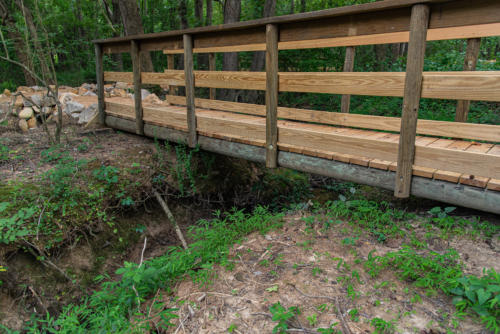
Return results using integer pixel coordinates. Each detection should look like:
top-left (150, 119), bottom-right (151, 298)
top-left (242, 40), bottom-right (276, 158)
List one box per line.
top-left (165, 215), bottom-right (499, 334)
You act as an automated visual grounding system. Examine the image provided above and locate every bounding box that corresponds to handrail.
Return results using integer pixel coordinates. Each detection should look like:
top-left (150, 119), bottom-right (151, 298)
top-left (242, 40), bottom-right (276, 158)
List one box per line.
top-left (94, 0), bottom-right (500, 200)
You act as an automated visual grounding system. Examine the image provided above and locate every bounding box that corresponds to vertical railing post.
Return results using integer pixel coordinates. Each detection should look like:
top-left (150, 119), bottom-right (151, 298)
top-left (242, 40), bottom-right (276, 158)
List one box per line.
top-left (455, 38), bottom-right (481, 122)
top-left (394, 4), bottom-right (430, 198)
top-left (209, 53), bottom-right (216, 100)
top-left (265, 24), bottom-right (279, 168)
top-left (340, 46), bottom-right (356, 113)
top-left (95, 43), bottom-right (105, 126)
top-left (131, 40), bottom-right (144, 135)
top-left (167, 54), bottom-right (176, 96)
top-left (184, 34), bottom-right (197, 148)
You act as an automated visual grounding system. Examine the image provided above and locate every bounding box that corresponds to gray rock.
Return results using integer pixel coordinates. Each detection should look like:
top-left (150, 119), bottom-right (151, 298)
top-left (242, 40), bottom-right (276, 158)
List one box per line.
top-left (78, 103), bottom-right (97, 124)
top-left (82, 91), bottom-right (97, 96)
top-left (63, 101), bottom-right (85, 117)
top-left (19, 107), bottom-right (34, 119)
top-left (141, 89), bottom-right (151, 99)
top-left (30, 94), bottom-right (42, 107)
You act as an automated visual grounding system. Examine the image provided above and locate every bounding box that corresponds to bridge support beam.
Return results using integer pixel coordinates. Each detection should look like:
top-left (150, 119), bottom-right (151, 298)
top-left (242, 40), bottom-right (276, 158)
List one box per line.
top-left (104, 115), bottom-right (500, 215)
top-left (395, 4), bottom-right (430, 198)
top-left (183, 34), bottom-right (197, 148)
top-left (131, 40), bottom-right (144, 135)
top-left (95, 44), bottom-right (105, 126)
top-left (265, 24), bottom-right (279, 168)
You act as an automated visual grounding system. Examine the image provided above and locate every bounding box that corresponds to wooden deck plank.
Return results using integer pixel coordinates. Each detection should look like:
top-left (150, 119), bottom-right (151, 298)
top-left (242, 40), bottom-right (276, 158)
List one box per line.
top-left (434, 170), bottom-right (462, 183)
top-left (487, 179), bottom-right (500, 191)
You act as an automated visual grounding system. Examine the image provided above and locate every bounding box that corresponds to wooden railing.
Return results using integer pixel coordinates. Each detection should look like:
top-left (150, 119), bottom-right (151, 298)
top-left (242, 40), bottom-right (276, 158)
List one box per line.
top-left (94, 0), bottom-right (500, 199)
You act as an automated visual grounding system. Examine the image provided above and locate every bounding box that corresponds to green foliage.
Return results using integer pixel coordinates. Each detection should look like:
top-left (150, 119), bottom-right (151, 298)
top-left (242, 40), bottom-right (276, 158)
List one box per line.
top-left (269, 302), bottom-right (300, 334)
top-left (22, 207), bottom-right (283, 332)
top-left (449, 269), bottom-right (500, 332)
top-left (370, 317), bottom-right (395, 334)
top-left (0, 146), bottom-right (149, 249)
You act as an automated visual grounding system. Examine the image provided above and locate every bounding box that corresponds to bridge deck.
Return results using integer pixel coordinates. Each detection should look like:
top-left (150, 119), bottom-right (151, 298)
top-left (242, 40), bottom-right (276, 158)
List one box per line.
top-left (104, 97), bottom-right (500, 193)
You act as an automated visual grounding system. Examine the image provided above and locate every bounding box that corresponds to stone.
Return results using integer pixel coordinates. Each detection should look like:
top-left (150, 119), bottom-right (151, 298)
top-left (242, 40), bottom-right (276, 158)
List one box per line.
top-left (18, 119), bottom-right (28, 133)
top-left (81, 83), bottom-right (93, 90)
top-left (58, 92), bottom-right (77, 105)
top-left (19, 107), bottom-right (34, 119)
top-left (30, 94), bottom-right (42, 107)
top-left (104, 84), bottom-right (114, 92)
top-left (82, 91), bottom-right (97, 97)
top-left (111, 88), bottom-right (127, 98)
top-left (63, 100), bottom-right (85, 117)
top-left (3, 89), bottom-right (11, 97)
top-left (78, 87), bottom-right (89, 95)
top-left (78, 103), bottom-right (97, 124)
top-left (17, 86), bottom-right (34, 93)
top-left (115, 82), bottom-right (128, 90)
top-left (142, 93), bottom-right (162, 105)
top-left (41, 106), bottom-right (52, 115)
top-left (27, 117), bottom-right (37, 129)
top-left (13, 96), bottom-right (24, 108)
top-left (141, 89), bottom-right (151, 99)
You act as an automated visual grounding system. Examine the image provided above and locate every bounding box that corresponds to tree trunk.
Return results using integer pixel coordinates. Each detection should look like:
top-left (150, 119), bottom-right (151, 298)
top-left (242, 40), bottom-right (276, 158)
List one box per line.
top-left (246, 0), bottom-right (276, 103)
top-left (14, 0), bottom-right (52, 84)
top-left (289, 0), bottom-right (294, 14)
top-left (195, 0), bottom-right (208, 70)
top-left (220, 0), bottom-right (241, 101)
top-left (0, 0), bottom-right (36, 85)
top-left (110, 0), bottom-right (123, 71)
top-left (300, 0), bottom-right (306, 12)
top-left (205, 0), bottom-right (213, 26)
top-left (118, 0), bottom-right (153, 72)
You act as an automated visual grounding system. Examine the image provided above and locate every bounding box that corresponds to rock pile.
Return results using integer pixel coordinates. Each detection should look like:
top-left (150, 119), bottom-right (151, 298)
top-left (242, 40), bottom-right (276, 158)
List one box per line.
top-left (0, 82), bottom-right (157, 133)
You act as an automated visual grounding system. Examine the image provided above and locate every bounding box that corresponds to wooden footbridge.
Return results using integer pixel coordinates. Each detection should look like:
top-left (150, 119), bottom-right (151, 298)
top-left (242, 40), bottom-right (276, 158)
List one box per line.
top-left (93, 0), bottom-right (500, 214)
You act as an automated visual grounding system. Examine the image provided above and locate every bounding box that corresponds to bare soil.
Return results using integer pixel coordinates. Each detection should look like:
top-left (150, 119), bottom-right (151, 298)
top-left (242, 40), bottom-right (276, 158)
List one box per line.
top-left (164, 215), bottom-right (498, 334)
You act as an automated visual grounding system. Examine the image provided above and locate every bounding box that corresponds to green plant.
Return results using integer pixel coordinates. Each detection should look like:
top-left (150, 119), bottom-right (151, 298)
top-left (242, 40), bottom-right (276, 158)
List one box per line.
top-left (269, 302), bottom-right (300, 334)
top-left (307, 313), bottom-right (318, 326)
top-left (449, 269), bottom-right (500, 332)
top-left (348, 308), bottom-right (360, 322)
top-left (370, 317), bottom-right (395, 333)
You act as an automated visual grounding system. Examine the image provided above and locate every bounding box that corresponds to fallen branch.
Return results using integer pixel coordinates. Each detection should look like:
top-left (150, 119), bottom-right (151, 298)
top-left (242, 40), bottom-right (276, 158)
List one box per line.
top-left (289, 284), bottom-right (352, 334)
top-left (22, 239), bottom-right (73, 283)
top-left (153, 190), bottom-right (188, 250)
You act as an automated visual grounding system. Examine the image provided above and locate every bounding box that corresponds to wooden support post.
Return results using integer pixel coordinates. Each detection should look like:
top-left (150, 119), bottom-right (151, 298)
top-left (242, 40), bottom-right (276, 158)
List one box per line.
top-left (209, 53), bottom-right (216, 100)
top-left (394, 4), bottom-right (430, 198)
top-left (455, 38), bottom-right (481, 122)
top-left (95, 44), bottom-right (105, 126)
top-left (184, 34), bottom-right (197, 148)
top-left (131, 40), bottom-right (144, 135)
top-left (265, 24), bottom-right (279, 168)
top-left (167, 54), bottom-right (176, 95)
top-left (340, 46), bottom-right (356, 113)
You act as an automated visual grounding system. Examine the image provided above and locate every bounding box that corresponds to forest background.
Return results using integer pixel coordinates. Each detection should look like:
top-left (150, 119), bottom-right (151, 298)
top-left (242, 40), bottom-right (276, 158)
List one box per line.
top-left (0, 0), bottom-right (499, 124)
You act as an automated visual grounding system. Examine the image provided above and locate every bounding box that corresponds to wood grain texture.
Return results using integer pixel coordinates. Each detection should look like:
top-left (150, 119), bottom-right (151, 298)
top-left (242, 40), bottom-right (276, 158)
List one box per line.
top-left (167, 96), bottom-right (500, 142)
top-left (131, 40), bottom-right (144, 135)
top-left (104, 71), bottom-right (133, 83)
top-left (183, 34), bottom-right (197, 147)
top-left (95, 44), bottom-right (105, 125)
top-left (208, 53), bottom-right (216, 100)
top-left (167, 54), bottom-right (176, 95)
top-left (161, 23), bottom-right (500, 54)
top-left (341, 46), bottom-right (356, 113)
top-left (395, 4), bottom-right (430, 198)
top-left (455, 38), bottom-right (481, 122)
top-left (266, 24), bottom-right (279, 168)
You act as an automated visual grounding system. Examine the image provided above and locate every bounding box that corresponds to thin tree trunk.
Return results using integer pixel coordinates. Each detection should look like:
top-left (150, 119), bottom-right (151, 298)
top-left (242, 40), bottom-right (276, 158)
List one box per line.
top-left (300, 0), bottom-right (306, 12)
top-left (220, 0), bottom-right (241, 101)
top-left (118, 0), bottom-right (153, 72)
top-left (0, 0), bottom-right (36, 85)
top-left (110, 0), bottom-right (123, 71)
top-left (195, 0), bottom-right (208, 70)
top-left (205, 0), bottom-right (212, 25)
top-left (246, 0), bottom-right (275, 103)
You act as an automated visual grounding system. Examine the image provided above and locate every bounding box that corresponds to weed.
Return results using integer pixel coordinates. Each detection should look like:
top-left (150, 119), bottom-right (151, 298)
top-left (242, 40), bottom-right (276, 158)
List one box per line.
top-left (269, 302), bottom-right (300, 334)
top-left (307, 313), bottom-right (318, 326)
top-left (371, 317), bottom-right (395, 333)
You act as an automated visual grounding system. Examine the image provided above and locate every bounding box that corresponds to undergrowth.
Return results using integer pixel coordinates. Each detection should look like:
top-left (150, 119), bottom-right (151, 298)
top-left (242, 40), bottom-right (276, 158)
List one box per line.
top-left (10, 207), bottom-right (284, 333)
